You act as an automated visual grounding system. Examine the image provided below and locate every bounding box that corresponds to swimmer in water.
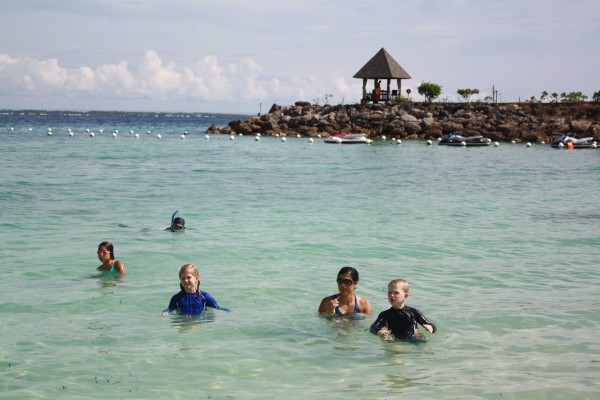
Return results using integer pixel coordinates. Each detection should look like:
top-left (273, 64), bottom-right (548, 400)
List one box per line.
top-left (96, 241), bottom-right (126, 279)
top-left (162, 264), bottom-right (229, 316)
top-left (166, 210), bottom-right (185, 231)
top-left (370, 279), bottom-right (436, 340)
top-left (318, 266), bottom-right (372, 316)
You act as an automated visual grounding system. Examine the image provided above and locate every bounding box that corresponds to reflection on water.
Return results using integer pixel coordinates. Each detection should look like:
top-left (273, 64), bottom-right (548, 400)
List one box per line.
top-left (169, 313), bottom-right (215, 334)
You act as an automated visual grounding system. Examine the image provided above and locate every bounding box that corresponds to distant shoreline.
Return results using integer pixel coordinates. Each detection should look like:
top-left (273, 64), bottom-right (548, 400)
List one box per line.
top-left (209, 101), bottom-right (600, 143)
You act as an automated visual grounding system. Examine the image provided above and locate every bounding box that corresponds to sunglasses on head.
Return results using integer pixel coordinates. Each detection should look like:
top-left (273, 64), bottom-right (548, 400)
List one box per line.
top-left (336, 278), bottom-right (354, 285)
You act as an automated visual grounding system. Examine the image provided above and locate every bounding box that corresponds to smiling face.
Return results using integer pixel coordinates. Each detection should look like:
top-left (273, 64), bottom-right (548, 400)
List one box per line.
top-left (387, 283), bottom-right (408, 309)
top-left (179, 270), bottom-right (200, 293)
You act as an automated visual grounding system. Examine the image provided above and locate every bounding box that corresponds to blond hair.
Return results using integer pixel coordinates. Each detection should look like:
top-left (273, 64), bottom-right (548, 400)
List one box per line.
top-left (388, 278), bottom-right (409, 293)
top-left (179, 263), bottom-right (200, 279)
top-left (178, 264), bottom-right (201, 293)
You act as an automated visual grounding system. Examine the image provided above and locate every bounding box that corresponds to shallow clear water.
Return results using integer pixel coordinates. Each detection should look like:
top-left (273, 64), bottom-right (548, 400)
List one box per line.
top-left (1, 112), bottom-right (599, 399)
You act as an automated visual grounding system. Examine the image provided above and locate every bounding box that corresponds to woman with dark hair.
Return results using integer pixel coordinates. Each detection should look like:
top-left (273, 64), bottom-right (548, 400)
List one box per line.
top-left (318, 266), bottom-right (372, 316)
top-left (97, 241), bottom-right (126, 278)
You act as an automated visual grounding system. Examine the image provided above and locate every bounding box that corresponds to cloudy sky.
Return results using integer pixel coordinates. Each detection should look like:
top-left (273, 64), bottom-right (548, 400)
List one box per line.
top-left (1, 0), bottom-right (598, 114)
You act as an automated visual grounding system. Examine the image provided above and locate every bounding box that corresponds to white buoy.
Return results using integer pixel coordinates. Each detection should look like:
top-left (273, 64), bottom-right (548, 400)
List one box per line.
top-left (205, 135), bottom-right (210, 140)
top-left (275, 133), bottom-right (280, 137)
top-left (381, 135), bottom-right (386, 141)
top-left (333, 136), bottom-right (342, 144)
top-left (230, 135), bottom-right (235, 140)
top-left (130, 130), bottom-right (134, 134)
top-left (134, 133), bottom-right (140, 139)
top-left (146, 130), bottom-right (150, 134)
top-left (255, 135), bottom-right (260, 141)
top-left (558, 142), bottom-right (564, 148)
top-left (426, 140), bottom-right (432, 146)
top-left (437, 137), bottom-right (442, 141)
top-left (309, 138), bottom-right (314, 144)
top-left (511, 140), bottom-right (516, 144)
top-left (397, 139), bottom-right (402, 145)
top-left (460, 141), bottom-right (466, 146)
top-left (47, 131), bottom-right (53, 136)
top-left (112, 132), bottom-right (118, 138)
top-left (238, 133), bottom-right (243, 136)
top-left (541, 141), bottom-right (545, 145)
top-left (256, 133), bottom-right (261, 137)
top-left (366, 139), bottom-right (373, 144)
top-left (10, 127), bottom-right (14, 131)
top-left (391, 138), bottom-right (396, 143)
top-left (89, 132), bottom-right (95, 138)
top-left (281, 137), bottom-right (286, 142)
top-left (68, 132), bottom-right (74, 137)
top-left (591, 143), bottom-right (597, 149)
top-left (86, 129), bottom-right (90, 133)
top-left (494, 142), bottom-right (500, 147)
top-left (156, 134), bottom-right (162, 139)
top-left (526, 142), bottom-right (532, 147)
top-left (99, 129), bottom-right (104, 133)
top-left (28, 128), bottom-right (32, 131)
top-left (115, 129), bottom-right (119, 134)
top-left (180, 134), bottom-right (185, 140)
top-left (296, 134), bottom-right (301, 138)
top-left (317, 134), bottom-right (322, 138)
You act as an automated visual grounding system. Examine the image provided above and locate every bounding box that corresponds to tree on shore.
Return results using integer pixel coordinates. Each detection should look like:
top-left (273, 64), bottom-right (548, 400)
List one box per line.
top-left (593, 91), bottom-right (600, 102)
top-left (560, 92), bottom-right (588, 102)
top-left (457, 88), bottom-right (480, 103)
top-left (418, 82), bottom-right (442, 103)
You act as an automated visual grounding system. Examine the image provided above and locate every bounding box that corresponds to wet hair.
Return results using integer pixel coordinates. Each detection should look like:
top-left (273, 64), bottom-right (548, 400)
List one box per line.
top-left (389, 278), bottom-right (409, 293)
top-left (337, 266), bottom-right (359, 283)
top-left (98, 241), bottom-right (115, 260)
top-left (171, 217), bottom-right (185, 231)
top-left (178, 263), bottom-right (200, 293)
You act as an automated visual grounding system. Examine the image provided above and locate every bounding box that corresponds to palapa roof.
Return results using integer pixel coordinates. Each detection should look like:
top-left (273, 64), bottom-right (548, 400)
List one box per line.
top-left (353, 48), bottom-right (411, 79)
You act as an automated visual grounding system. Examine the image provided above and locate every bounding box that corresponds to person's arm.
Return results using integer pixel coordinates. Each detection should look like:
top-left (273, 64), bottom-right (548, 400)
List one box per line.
top-left (202, 291), bottom-right (230, 312)
top-left (162, 295), bottom-right (177, 316)
top-left (413, 307), bottom-right (436, 334)
top-left (370, 312), bottom-right (391, 339)
top-left (114, 260), bottom-right (126, 279)
top-left (358, 295), bottom-right (372, 315)
top-left (318, 295), bottom-right (338, 315)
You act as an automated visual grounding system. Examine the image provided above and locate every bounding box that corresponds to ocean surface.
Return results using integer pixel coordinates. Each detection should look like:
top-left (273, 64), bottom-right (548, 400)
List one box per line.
top-left (1, 110), bottom-right (599, 399)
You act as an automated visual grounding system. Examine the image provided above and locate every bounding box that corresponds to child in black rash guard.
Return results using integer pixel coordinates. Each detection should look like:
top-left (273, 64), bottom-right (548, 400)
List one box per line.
top-left (370, 279), bottom-right (436, 340)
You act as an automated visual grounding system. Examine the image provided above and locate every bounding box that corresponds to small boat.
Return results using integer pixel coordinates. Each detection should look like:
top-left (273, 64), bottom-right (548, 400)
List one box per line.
top-left (551, 134), bottom-right (596, 149)
top-left (324, 132), bottom-right (371, 144)
top-left (439, 133), bottom-right (491, 146)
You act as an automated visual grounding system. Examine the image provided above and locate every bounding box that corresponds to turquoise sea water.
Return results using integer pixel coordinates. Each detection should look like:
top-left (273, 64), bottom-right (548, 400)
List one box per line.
top-left (1, 112), bottom-right (599, 399)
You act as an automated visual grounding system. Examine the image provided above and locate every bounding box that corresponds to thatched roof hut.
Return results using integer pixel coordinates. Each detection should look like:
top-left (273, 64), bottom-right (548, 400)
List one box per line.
top-left (354, 48), bottom-right (411, 103)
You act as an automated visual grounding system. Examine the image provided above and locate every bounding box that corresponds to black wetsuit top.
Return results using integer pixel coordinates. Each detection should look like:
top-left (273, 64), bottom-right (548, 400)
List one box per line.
top-left (370, 305), bottom-right (436, 339)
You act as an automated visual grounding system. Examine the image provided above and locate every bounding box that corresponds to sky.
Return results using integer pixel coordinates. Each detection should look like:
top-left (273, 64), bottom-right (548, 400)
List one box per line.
top-left (0, 0), bottom-right (599, 114)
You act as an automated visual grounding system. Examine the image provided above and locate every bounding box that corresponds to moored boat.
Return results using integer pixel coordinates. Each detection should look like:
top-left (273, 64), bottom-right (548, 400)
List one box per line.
top-left (439, 133), bottom-right (490, 146)
top-left (324, 131), bottom-right (371, 144)
top-left (551, 134), bottom-right (597, 149)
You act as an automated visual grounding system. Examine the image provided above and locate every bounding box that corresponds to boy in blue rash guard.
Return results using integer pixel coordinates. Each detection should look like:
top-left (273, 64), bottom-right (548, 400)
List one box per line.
top-left (162, 264), bottom-right (230, 316)
top-left (370, 279), bottom-right (436, 340)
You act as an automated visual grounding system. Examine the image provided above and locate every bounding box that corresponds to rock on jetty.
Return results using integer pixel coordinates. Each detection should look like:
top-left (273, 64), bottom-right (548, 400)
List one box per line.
top-left (208, 101), bottom-right (600, 143)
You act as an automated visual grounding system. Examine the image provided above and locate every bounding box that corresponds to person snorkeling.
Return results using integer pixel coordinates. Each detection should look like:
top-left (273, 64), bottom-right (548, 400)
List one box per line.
top-left (166, 210), bottom-right (185, 231)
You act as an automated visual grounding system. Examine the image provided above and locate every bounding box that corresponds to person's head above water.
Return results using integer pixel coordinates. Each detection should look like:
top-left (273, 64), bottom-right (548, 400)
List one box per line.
top-left (170, 217), bottom-right (185, 231)
top-left (167, 210), bottom-right (185, 231)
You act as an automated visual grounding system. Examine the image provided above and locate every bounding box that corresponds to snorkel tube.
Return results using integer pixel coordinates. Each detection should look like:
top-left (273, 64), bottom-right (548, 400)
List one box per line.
top-left (171, 210), bottom-right (179, 224)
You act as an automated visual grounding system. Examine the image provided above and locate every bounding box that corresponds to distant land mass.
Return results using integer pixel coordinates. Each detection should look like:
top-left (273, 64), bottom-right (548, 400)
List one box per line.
top-left (209, 101), bottom-right (600, 143)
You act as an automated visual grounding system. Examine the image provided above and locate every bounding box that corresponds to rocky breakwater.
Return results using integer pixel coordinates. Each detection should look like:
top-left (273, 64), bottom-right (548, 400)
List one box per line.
top-left (208, 101), bottom-right (600, 143)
